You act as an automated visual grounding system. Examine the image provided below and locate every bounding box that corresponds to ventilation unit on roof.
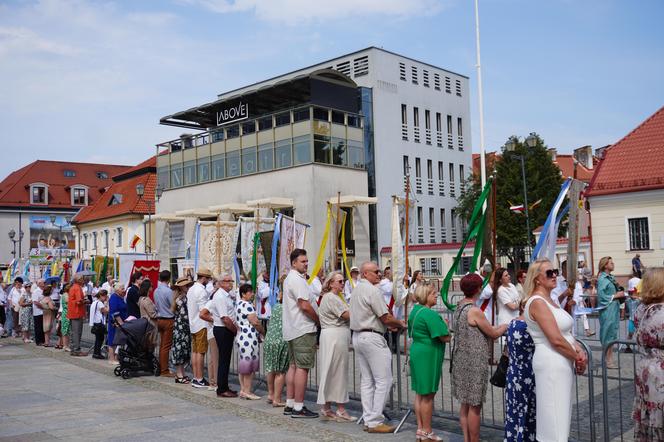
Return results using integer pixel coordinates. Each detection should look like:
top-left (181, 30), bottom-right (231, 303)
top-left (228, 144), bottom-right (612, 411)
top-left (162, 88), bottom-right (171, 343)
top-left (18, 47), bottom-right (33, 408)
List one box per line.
top-left (353, 56), bottom-right (369, 77)
top-left (335, 61), bottom-right (351, 77)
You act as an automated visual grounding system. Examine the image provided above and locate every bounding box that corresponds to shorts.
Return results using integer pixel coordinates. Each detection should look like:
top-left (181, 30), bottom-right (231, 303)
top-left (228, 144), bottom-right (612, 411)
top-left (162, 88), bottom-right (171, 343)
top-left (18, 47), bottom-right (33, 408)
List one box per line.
top-left (287, 332), bottom-right (317, 370)
top-left (191, 328), bottom-right (208, 354)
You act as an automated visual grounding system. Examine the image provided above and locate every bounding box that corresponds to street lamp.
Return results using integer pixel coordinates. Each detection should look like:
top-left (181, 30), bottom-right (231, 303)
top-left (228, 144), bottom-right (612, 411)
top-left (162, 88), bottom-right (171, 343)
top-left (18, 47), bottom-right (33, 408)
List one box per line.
top-left (505, 136), bottom-right (534, 258)
top-left (8, 229), bottom-right (24, 258)
top-left (50, 215), bottom-right (72, 257)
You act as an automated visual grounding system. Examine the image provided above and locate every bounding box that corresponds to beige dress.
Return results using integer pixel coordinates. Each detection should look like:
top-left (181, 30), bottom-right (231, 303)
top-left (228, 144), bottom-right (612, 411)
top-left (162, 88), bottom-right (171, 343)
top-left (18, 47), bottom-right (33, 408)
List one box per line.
top-left (41, 296), bottom-right (56, 333)
top-left (316, 292), bottom-right (350, 404)
top-left (138, 296), bottom-right (158, 349)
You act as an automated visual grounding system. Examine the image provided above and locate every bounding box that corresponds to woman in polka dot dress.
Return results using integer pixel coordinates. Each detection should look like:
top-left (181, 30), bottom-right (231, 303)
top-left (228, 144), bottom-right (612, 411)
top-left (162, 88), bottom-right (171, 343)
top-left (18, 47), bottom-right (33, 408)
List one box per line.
top-left (235, 283), bottom-right (265, 400)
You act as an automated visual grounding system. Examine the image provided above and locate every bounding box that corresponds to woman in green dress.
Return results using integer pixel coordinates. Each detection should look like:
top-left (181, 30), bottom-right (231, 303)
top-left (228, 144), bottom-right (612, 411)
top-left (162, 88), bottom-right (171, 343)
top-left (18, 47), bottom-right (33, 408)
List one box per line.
top-left (263, 275), bottom-right (289, 407)
top-left (597, 256), bottom-right (626, 368)
top-left (408, 283), bottom-right (450, 441)
top-left (59, 284), bottom-right (71, 351)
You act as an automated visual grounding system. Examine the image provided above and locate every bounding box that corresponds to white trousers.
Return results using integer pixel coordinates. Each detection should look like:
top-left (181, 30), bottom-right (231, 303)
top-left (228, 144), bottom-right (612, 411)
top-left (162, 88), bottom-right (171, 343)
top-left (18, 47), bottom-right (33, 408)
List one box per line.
top-left (353, 331), bottom-right (392, 428)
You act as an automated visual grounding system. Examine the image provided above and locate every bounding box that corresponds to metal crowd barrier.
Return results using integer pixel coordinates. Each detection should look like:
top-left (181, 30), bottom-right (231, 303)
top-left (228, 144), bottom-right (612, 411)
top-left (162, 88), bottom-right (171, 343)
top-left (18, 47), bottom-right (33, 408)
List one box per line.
top-left (600, 339), bottom-right (637, 442)
top-left (217, 297), bottom-right (631, 442)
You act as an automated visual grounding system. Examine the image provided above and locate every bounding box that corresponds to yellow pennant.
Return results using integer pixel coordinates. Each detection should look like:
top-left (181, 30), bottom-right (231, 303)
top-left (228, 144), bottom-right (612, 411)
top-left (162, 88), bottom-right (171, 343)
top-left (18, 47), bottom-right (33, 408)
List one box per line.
top-left (308, 205), bottom-right (331, 285)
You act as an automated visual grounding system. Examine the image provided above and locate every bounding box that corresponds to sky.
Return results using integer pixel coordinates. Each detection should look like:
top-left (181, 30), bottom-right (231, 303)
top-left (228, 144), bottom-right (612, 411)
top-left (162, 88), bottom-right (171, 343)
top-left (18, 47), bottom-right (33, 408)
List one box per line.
top-left (1, 0), bottom-right (663, 177)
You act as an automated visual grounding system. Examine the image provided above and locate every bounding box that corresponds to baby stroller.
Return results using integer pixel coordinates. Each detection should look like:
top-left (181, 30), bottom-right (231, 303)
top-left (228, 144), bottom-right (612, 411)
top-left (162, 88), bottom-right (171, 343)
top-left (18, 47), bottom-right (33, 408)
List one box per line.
top-left (112, 315), bottom-right (159, 379)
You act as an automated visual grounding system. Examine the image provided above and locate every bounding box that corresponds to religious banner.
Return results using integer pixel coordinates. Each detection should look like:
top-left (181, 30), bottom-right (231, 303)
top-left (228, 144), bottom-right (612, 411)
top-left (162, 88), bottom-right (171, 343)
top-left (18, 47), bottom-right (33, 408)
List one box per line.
top-left (278, 216), bottom-right (306, 275)
top-left (177, 259), bottom-right (196, 280)
top-left (130, 260), bottom-right (160, 301)
top-left (239, 217), bottom-right (274, 279)
top-left (198, 221), bottom-right (237, 279)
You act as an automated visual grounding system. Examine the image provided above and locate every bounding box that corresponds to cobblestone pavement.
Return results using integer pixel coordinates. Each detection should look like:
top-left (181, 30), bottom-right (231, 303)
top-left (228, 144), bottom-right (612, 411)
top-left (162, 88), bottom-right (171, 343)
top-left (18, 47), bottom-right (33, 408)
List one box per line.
top-left (0, 340), bottom-right (481, 442)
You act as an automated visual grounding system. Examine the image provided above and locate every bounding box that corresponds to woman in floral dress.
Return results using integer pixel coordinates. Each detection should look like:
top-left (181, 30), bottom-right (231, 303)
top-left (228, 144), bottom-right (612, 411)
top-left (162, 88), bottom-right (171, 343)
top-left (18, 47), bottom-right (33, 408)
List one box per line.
top-left (170, 277), bottom-right (192, 384)
top-left (632, 268), bottom-right (664, 441)
top-left (59, 284), bottom-right (71, 351)
top-left (504, 306), bottom-right (536, 442)
top-left (18, 284), bottom-right (34, 343)
top-left (263, 275), bottom-right (289, 407)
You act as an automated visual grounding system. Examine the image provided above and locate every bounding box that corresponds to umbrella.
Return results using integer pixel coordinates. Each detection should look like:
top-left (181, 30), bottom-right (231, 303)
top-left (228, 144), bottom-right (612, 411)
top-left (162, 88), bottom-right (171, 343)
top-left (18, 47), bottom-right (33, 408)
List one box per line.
top-left (44, 276), bottom-right (61, 285)
top-left (75, 270), bottom-right (96, 277)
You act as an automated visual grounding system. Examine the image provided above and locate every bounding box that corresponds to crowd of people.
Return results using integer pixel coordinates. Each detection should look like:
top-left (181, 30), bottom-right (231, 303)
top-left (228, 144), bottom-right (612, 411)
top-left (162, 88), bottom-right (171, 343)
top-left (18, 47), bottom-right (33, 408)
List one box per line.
top-left (1, 252), bottom-right (662, 442)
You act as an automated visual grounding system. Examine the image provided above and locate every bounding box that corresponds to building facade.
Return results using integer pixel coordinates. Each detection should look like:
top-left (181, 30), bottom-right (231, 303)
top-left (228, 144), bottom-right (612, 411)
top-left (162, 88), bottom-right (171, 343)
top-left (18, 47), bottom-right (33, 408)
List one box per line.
top-left (587, 106), bottom-right (664, 278)
top-left (158, 47), bottom-right (471, 262)
top-left (71, 157), bottom-right (157, 260)
top-left (155, 70), bottom-right (371, 275)
top-left (0, 160), bottom-right (129, 264)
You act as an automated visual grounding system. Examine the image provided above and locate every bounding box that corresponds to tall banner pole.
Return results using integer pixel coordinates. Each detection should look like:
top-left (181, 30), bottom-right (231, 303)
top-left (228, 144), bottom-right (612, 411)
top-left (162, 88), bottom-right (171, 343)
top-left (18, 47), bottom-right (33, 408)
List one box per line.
top-left (403, 169), bottom-right (411, 353)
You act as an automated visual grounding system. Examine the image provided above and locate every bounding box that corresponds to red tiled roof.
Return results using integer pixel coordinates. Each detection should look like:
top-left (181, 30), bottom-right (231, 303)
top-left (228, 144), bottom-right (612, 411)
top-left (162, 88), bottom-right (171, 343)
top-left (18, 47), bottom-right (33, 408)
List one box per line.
top-left (0, 160), bottom-right (130, 210)
top-left (472, 152), bottom-right (595, 183)
top-left (112, 155), bottom-right (157, 182)
top-left (587, 106), bottom-right (664, 197)
top-left (72, 169), bottom-right (156, 224)
top-left (553, 155), bottom-right (594, 182)
top-left (380, 241), bottom-right (475, 255)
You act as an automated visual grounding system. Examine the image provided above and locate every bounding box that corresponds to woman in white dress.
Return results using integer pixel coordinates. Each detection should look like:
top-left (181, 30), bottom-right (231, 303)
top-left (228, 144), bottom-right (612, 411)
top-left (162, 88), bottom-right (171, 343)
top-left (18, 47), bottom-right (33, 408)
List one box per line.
top-left (495, 268), bottom-right (521, 326)
top-left (316, 271), bottom-right (355, 421)
top-left (523, 259), bottom-right (588, 442)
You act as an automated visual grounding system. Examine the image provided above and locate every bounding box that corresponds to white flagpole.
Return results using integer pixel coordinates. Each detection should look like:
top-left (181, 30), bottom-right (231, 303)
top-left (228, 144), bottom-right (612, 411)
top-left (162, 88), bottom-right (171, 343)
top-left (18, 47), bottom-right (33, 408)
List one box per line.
top-left (475, 0), bottom-right (487, 190)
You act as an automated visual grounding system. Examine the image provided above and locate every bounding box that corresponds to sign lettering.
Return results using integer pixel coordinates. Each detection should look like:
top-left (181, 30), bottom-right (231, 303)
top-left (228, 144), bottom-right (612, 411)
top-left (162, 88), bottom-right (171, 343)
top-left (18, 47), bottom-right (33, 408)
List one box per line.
top-left (216, 102), bottom-right (249, 126)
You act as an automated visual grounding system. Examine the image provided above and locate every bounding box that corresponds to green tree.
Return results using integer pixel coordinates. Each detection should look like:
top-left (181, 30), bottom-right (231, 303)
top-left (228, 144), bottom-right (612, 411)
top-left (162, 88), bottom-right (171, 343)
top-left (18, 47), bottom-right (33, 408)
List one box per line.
top-left (456, 133), bottom-right (563, 269)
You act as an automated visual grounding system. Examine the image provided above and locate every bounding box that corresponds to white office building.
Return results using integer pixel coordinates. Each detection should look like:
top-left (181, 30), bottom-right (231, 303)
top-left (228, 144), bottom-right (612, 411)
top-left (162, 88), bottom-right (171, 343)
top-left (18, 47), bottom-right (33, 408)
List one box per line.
top-left (155, 47), bottom-right (471, 273)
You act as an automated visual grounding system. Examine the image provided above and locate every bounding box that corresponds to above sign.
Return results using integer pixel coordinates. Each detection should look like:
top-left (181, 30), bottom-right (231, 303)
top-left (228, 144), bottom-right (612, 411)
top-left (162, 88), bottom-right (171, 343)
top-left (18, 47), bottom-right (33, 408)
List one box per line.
top-left (216, 102), bottom-right (249, 126)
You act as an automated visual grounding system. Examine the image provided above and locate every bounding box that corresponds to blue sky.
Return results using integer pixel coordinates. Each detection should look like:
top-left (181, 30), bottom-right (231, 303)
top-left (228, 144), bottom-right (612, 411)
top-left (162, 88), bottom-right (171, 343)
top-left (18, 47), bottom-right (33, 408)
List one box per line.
top-left (1, 0), bottom-right (662, 177)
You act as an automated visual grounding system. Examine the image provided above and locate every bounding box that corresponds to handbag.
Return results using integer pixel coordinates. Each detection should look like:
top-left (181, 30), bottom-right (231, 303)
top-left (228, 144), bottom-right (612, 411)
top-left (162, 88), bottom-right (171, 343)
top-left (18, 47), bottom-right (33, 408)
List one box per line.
top-left (90, 301), bottom-right (107, 335)
top-left (490, 354), bottom-right (509, 388)
top-left (403, 306), bottom-right (427, 377)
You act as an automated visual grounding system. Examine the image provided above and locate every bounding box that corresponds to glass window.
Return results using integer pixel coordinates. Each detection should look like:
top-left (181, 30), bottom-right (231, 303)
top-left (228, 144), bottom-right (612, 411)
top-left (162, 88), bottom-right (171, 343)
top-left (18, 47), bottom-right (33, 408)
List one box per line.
top-left (183, 160), bottom-right (196, 185)
top-left (31, 186), bottom-right (46, 204)
top-left (211, 130), bottom-right (224, 143)
top-left (64, 170), bottom-right (75, 177)
top-left (292, 135), bottom-right (311, 165)
top-left (117, 228), bottom-right (123, 247)
top-left (348, 140), bottom-right (364, 169)
top-left (258, 143), bottom-right (274, 172)
top-left (331, 111), bottom-right (344, 124)
top-left (241, 146), bottom-right (257, 175)
top-left (347, 114), bottom-right (360, 128)
top-left (447, 115), bottom-right (453, 134)
top-left (211, 154), bottom-right (225, 180)
top-left (83, 234), bottom-right (88, 250)
top-left (157, 166), bottom-right (170, 190)
top-left (401, 104), bottom-right (407, 125)
top-left (331, 137), bottom-right (347, 166)
top-left (313, 107), bottom-right (328, 121)
top-left (226, 125), bottom-right (239, 139)
top-left (242, 121), bottom-right (256, 135)
top-left (293, 108), bottom-right (310, 122)
top-left (171, 165), bottom-right (183, 188)
top-left (226, 151), bottom-right (240, 177)
top-left (457, 117), bottom-right (463, 136)
top-left (425, 110), bottom-right (431, 130)
top-left (72, 188), bottom-right (86, 205)
top-left (628, 217), bottom-right (650, 250)
top-left (436, 112), bottom-right (442, 132)
top-left (198, 158), bottom-right (210, 182)
top-left (275, 111), bottom-right (290, 127)
top-left (314, 135), bottom-right (331, 164)
top-left (258, 116), bottom-right (273, 131)
top-left (275, 139), bottom-right (292, 168)
top-left (170, 141), bottom-right (182, 152)
top-left (413, 107), bottom-right (419, 127)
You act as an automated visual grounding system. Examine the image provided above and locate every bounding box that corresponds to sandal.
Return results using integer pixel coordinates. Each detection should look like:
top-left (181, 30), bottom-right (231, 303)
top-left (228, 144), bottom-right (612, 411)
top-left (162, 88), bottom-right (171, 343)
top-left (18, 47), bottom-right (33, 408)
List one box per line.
top-left (424, 431), bottom-right (442, 441)
top-left (320, 409), bottom-right (336, 420)
top-left (54, 345), bottom-right (62, 349)
top-left (416, 429), bottom-right (428, 440)
top-left (175, 377), bottom-right (191, 384)
top-left (335, 410), bottom-right (356, 422)
top-left (266, 398), bottom-right (273, 404)
top-left (272, 402), bottom-right (286, 408)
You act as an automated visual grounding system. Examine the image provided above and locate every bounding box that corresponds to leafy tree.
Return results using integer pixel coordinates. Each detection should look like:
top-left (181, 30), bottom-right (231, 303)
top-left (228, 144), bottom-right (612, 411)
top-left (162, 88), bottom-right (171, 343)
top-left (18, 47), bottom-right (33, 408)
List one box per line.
top-left (456, 133), bottom-right (563, 269)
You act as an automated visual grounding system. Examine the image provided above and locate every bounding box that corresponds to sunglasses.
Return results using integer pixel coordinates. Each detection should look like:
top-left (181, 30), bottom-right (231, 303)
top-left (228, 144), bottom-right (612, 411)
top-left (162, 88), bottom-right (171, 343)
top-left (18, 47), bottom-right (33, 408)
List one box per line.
top-left (545, 269), bottom-right (559, 279)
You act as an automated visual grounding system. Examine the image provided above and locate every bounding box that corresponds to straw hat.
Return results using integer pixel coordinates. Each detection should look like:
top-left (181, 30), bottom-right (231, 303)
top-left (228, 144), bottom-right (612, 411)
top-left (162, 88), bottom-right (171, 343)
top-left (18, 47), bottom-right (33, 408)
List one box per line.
top-left (196, 268), bottom-right (213, 279)
top-left (175, 276), bottom-right (193, 287)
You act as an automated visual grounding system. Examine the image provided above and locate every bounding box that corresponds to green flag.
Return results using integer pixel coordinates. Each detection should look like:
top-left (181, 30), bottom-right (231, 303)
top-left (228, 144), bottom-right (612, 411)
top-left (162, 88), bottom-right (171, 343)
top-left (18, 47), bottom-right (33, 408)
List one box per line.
top-left (440, 177), bottom-right (493, 310)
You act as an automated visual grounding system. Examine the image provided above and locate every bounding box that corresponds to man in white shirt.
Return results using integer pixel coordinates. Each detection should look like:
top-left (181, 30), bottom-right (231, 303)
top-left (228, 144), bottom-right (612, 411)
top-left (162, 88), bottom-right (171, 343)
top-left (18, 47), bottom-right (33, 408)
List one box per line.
top-left (343, 267), bottom-right (359, 303)
top-left (9, 278), bottom-right (24, 338)
top-left (256, 271), bottom-right (272, 326)
top-left (350, 261), bottom-right (406, 433)
top-left (101, 274), bottom-right (114, 294)
top-left (200, 273), bottom-right (238, 398)
top-left (187, 268), bottom-right (213, 388)
top-left (32, 279), bottom-right (45, 345)
top-left (282, 249), bottom-right (319, 419)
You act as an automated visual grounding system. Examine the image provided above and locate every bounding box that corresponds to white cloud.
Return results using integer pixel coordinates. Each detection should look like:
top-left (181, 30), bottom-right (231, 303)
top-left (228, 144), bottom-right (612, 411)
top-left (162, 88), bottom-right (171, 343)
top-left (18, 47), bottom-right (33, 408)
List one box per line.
top-left (183, 0), bottom-right (444, 25)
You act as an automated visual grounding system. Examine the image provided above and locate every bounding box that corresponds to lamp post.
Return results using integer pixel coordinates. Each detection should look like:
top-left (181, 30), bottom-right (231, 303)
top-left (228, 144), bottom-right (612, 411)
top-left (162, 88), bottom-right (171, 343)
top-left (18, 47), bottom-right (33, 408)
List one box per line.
top-left (136, 183), bottom-right (162, 254)
top-left (505, 133), bottom-right (537, 259)
top-left (8, 229), bottom-right (19, 258)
